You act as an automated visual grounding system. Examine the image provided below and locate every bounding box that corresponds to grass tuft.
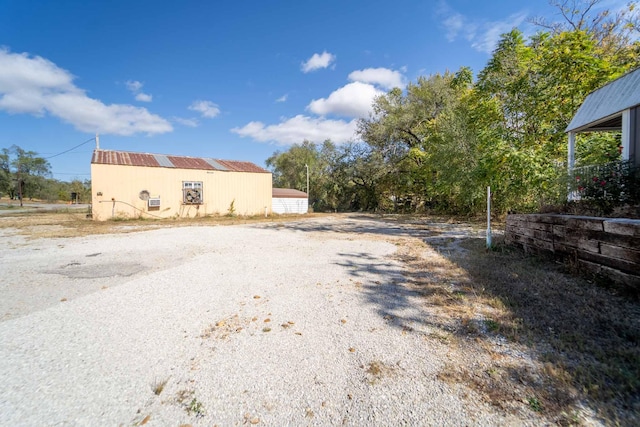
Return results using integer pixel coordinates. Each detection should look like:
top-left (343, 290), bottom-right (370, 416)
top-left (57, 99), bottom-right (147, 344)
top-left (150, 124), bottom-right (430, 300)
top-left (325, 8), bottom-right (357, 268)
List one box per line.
top-left (152, 378), bottom-right (168, 395)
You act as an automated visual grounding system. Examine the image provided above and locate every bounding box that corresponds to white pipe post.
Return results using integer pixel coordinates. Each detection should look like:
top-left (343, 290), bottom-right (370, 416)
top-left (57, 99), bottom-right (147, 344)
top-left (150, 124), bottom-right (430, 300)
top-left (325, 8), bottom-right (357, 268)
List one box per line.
top-left (305, 163), bottom-right (309, 213)
top-left (486, 186), bottom-right (492, 248)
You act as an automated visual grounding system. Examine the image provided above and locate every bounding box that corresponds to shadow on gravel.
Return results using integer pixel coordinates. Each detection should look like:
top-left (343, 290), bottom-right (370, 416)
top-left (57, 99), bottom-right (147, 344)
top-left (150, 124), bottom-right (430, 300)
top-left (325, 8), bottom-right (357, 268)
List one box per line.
top-left (264, 215), bottom-right (640, 423)
top-left (262, 215), bottom-right (640, 426)
top-left (339, 229), bottom-right (640, 425)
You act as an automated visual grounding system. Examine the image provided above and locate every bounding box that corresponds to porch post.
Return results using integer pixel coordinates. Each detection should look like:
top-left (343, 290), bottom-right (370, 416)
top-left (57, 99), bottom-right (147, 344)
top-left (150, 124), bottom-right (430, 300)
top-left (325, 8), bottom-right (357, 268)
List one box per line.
top-left (568, 131), bottom-right (576, 170)
top-left (621, 109), bottom-right (631, 161)
top-left (567, 131), bottom-right (576, 201)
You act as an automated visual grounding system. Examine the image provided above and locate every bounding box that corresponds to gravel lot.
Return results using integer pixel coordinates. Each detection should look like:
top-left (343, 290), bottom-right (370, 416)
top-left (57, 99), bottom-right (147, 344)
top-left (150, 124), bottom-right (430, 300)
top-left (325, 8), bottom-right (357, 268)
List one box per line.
top-left (0, 215), bottom-right (534, 426)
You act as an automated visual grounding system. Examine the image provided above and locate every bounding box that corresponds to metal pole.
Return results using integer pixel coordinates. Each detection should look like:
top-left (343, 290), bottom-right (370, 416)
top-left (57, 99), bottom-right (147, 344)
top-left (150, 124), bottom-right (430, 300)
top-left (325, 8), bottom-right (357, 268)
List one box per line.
top-left (486, 186), bottom-right (492, 248)
top-left (305, 164), bottom-right (309, 213)
top-left (17, 166), bottom-right (23, 207)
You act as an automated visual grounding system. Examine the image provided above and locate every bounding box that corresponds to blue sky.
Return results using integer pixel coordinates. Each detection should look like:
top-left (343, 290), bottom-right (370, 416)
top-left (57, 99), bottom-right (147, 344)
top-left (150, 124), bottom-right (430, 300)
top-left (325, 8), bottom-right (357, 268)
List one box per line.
top-left (0, 0), bottom-right (627, 181)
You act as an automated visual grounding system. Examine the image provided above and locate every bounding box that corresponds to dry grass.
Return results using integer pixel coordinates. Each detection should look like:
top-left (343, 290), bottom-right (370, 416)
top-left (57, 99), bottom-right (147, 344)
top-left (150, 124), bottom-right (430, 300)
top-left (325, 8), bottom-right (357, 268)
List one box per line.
top-left (0, 209), bottom-right (328, 239)
top-left (394, 232), bottom-right (640, 425)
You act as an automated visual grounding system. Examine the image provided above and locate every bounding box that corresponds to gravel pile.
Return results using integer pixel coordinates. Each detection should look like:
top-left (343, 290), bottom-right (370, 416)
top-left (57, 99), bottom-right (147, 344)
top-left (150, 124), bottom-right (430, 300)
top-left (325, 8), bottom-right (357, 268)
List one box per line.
top-left (0, 218), bottom-right (535, 425)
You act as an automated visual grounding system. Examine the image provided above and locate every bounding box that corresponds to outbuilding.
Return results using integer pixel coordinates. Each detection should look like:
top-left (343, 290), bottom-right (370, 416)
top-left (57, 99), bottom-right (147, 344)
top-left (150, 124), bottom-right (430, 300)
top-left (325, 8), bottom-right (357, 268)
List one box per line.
top-left (91, 149), bottom-right (272, 220)
top-left (272, 188), bottom-right (308, 214)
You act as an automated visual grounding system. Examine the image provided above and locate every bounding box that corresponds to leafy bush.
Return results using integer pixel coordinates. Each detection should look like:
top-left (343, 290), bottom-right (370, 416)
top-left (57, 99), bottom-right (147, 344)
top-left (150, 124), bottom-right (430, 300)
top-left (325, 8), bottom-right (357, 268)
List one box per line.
top-left (569, 160), bottom-right (640, 213)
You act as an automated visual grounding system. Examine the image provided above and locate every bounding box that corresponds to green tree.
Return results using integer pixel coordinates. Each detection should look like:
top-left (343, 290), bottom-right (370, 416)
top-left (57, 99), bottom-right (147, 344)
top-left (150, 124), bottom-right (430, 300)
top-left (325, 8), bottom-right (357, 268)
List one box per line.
top-left (1, 145), bottom-right (51, 206)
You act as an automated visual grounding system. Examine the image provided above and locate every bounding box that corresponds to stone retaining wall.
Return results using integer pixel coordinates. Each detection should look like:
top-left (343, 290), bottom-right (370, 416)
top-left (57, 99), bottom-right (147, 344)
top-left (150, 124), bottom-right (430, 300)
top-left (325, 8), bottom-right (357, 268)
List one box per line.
top-left (505, 214), bottom-right (640, 287)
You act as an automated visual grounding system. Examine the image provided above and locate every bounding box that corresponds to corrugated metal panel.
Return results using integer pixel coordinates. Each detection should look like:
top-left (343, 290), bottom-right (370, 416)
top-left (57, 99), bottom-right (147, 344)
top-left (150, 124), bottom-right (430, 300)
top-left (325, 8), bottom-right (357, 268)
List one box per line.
top-left (566, 68), bottom-right (640, 132)
top-left (91, 149), bottom-right (269, 173)
top-left (204, 158), bottom-right (228, 171)
top-left (92, 150), bottom-right (160, 167)
top-left (217, 159), bottom-right (269, 173)
top-left (272, 188), bottom-right (308, 198)
top-left (154, 154), bottom-right (175, 168)
top-left (167, 156), bottom-right (215, 170)
top-left (272, 197), bottom-right (308, 214)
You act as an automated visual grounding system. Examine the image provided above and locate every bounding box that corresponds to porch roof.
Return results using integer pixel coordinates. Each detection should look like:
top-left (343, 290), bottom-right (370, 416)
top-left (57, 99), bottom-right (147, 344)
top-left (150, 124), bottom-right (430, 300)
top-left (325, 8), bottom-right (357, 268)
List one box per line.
top-left (566, 68), bottom-right (640, 133)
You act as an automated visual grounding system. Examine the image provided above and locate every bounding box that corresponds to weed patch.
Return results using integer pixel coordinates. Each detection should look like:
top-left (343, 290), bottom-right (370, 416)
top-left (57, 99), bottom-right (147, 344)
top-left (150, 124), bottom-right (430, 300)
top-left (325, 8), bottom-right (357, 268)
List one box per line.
top-left (396, 231), bottom-right (639, 424)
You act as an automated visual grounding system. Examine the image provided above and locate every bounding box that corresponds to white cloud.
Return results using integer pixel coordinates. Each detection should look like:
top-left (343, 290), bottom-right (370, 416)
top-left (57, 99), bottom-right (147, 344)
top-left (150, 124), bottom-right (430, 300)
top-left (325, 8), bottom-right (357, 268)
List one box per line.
top-left (307, 81), bottom-right (383, 118)
top-left (348, 68), bottom-right (406, 90)
top-left (443, 13), bottom-right (465, 41)
top-left (231, 115), bottom-right (357, 146)
top-left (188, 100), bottom-right (220, 118)
top-left (275, 94), bottom-right (288, 103)
top-left (301, 51), bottom-right (336, 73)
top-left (0, 49), bottom-right (172, 135)
top-left (173, 117), bottom-right (199, 127)
top-left (437, 1), bottom-right (529, 54)
top-left (135, 92), bottom-right (152, 102)
top-left (126, 79), bottom-right (153, 102)
top-left (125, 80), bottom-right (143, 92)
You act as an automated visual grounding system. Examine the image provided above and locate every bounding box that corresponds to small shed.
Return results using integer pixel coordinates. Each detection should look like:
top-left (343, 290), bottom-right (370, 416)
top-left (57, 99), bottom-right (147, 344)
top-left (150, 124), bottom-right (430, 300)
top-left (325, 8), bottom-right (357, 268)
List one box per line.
top-left (272, 188), bottom-right (308, 214)
top-left (566, 68), bottom-right (640, 170)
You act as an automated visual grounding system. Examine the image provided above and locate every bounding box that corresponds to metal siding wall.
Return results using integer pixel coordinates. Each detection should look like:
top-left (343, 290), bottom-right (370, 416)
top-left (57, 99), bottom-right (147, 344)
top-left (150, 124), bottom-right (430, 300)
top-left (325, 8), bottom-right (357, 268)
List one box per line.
top-left (91, 164), bottom-right (272, 220)
top-left (272, 197), bottom-right (308, 214)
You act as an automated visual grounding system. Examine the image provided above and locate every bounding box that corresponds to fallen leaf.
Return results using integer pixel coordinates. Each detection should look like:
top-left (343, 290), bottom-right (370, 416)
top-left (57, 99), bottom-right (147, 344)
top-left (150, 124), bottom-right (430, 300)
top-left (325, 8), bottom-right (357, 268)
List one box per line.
top-left (264, 318), bottom-right (271, 323)
top-left (348, 347), bottom-right (355, 352)
top-left (340, 319), bottom-right (347, 324)
top-left (141, 414), bottom-right (151, 425)
top-left (60, 298), bottom-right (67, 302)
top-left (262, 327), bottom-right (271, 332)
top-left (253, 295), bottom-right (261, 299)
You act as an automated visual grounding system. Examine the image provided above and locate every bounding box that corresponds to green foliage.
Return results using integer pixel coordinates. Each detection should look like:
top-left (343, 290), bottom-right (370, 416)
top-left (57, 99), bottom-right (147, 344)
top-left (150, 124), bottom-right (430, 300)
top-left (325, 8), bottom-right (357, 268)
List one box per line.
top-left (569, 160), bottom-right (640, 214)
top-left (267, 1), bottom-right (640, 215)
top-left (0, 145), bottom-right (51, 204)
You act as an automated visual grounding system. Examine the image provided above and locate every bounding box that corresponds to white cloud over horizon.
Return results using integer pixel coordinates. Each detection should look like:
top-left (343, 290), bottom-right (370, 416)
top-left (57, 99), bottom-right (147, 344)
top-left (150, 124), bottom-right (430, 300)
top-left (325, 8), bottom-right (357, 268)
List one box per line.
top-left (348, 68), bottom-right (406, 90)
top-left (231, 115), bottom-right (357, 146)
top-left (233, 66), bottom-right (406, 145)
top-left (0, 49), bottom-right (172, 135)
top-left (188, 100), bottom-right (220, 118)
top-left (301, 51), bottom-right (336, 73)
top-left (307, 81), bottom-right (383, 118)
top-left (437, 1), bottom-right (529, 54)
top-left (275, 94), bottom-right (288, 103)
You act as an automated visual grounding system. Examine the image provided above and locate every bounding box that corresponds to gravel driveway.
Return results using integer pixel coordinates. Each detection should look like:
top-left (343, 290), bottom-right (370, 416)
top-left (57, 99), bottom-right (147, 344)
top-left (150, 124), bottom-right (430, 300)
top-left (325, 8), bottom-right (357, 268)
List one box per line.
top-left (0, 216), bottom-right (527, 426)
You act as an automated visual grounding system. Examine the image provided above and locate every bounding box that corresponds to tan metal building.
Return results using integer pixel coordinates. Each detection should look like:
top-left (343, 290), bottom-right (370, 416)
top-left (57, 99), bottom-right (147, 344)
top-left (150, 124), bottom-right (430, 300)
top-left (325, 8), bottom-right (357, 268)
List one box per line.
top-left (90, 149), bottom-right (272, 220)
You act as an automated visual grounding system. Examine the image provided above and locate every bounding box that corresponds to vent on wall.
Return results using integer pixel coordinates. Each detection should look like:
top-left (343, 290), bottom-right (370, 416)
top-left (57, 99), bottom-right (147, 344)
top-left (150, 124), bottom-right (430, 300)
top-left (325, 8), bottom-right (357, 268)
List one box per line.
top-left (148, 198), bottom-right (161, 207)
top-left (183, 189), bottom-right (203, 204)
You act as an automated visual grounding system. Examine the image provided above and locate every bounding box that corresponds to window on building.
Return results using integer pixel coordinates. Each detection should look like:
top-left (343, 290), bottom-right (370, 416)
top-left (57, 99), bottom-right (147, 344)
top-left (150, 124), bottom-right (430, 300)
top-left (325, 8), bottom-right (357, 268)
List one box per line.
top-left (182, 181), bottom-right (203, 204)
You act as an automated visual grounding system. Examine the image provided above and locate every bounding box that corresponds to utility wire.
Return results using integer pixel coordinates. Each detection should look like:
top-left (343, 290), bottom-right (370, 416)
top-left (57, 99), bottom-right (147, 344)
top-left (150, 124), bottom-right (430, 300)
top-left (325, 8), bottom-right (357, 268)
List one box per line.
top-left (45, 137), bottom-right (96, 160)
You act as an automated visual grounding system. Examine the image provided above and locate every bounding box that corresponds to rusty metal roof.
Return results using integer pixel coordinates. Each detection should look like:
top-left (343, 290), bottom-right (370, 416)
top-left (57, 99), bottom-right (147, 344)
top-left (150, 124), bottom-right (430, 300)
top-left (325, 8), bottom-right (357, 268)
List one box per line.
top-left (272, 188), bottom-right (308, 198)
top-left (92, 150), bottom-right (269, 173)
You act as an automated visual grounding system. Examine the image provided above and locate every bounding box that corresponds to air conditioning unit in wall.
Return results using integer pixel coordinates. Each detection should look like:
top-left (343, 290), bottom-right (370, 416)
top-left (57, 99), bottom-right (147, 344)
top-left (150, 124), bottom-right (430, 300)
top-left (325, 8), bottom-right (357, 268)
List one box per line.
top-left (148, 197), bottom-right (161, 207)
